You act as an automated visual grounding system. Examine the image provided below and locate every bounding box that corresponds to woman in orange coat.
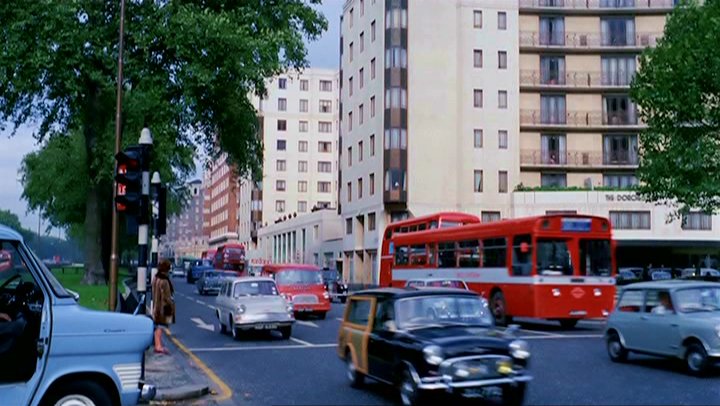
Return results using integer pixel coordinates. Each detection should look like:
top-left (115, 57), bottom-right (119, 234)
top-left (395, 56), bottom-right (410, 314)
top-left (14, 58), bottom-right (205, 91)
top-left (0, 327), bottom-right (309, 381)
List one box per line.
top-left (152, 259), bottom-right (175, 354)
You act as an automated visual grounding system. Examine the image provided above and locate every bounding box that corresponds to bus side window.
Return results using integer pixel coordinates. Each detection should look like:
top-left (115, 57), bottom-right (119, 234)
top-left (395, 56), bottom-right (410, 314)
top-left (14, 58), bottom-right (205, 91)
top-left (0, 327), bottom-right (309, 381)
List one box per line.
top-left (458, 240), bottom-right (480, 268)
top-left (410, 245), bottom-right (427, 266)
top-left (418, 224), bottom-right (427, 231)
top-left (483, 238), bottom-right (507, 267)
top-left (438, 242), bottom-right (456, 268)
top-left (512, 235), bottom-right (533, 276)
top-left (427, 244), bottom-right (437, 266)
top-left (395, 246), bottom-right (409, 266)
top-left (430, 221), bottom-right (438, 229)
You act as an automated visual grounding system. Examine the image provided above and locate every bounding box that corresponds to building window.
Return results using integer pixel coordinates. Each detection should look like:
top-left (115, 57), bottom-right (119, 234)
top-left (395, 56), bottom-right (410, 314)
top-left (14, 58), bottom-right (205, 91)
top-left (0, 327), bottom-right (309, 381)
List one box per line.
top-left (349, 7), bottom-right (354, 27)
top-left (299, 99), bottom-right (308, 113)
top-left (318, 161), bottom-right (332, 173)
top-left (498, 11), bottom-right (507, 30)
top-left (385, 88), bottom-right (407, 108)
top-left (318, 122), bottom-right (332, 133)
top-left (359, 68), bottom-right (364, 89)
top-left (601, 17), bottom-right (635, 46)
top-left (316, 100), bottom-right (332, 115)
top-left (540, 16), bottom-right (565, 45)
top-left (682, 212), bottom-right (712, 231)
top-left (346, 218), bottom-right (353, 235)
top-left (474, 170), bottom-right (483, 192)
top-left (300, 79), bottom-right (309, 91)
top-left (298, 140), bottom-right (308, 152)
top-left (276, 139), bottom-right (286, 151)
top-left (602, 56), bottom-right (636, 86)
top-left (360, 32), bottom-right (364, 53)
top-left (276, 160), bottom-right (286, 172)
top-left (359, 141), bottom-right (364, 162)
top-left (358, 178), bottom-right (363, 199)
top-left (474, 89), bottom-right (483, 108)
top-left (319, 141), bottom-right (332, 152)
top-left (347, 182), bottom-right (353, 202)
top-left (498, 130), bottom-right (508, 149)
top-left (298, 121), bottom-right (309, 133)
top-left (385, 8), bottom-right (407, 29)
top-left (603, 134), bottom-right (639, 164)
top-left (298, 181), bottom-right (308, 193)
top-left (604, 174), bottom-right (637, 189)
top-left (370, 96), bottom-right (376, 117)
top-left (348, 111), bottom-right (353, 131)
top-left (349, 76), bottom-right (353, 96)
top-left (298, 160), bottom-right (308, 172)
top-left (473, 50), bottom-right (483, 68)
top-left (474, 129), bottom-right (483, 148)
top-left (368, 212), bottom-right (376, 231)
top-left (277, 119), bottom-right (287, 131)
top-left (499, 171), bottom-right (508, 193)
top-left (370, 173), bottom-right (375, 195)
top-left (371, 20), bottom-right (376, 41)
top-left (371, 58), bottom-right (376, 79)
top-left (349, 42), bottom-right (354, 62)
top-left (498, 91), bottom-right (508, 109)
top-left (541, 95), bottom-right (566, 124)
top-left (360, 0), bottom-right (364, 15)
top-left (481, 211), bottom-right (501, 222)
top-left (498, 51), bottom-right (507, 69)
top-left (278, 98), bottom-right (287, 111)
top-left (318, 181), bottom-right (331, 193)
top-left (320, 80), bottom-right (332, 92)
top-left (298, 201), bottom-right (308, 213)
top-left (603, 96), bottom-right (637, 125)
top-left (541, 173), bottom-right (567, 187)
top-left (541, 134), bottom-right (567, 164)
top-left (370, 135), bottom-right (375, 156)
top-left (278, 78), bottom-right (287, 89)
top-left (473, 10), bottom-right (482, 28)
top-left (610, 211), bottom-right (651, 230)
top-left (359, 104), bottom-right (364, 125)
top-left (386, 47), bottom-right (408, 68)
top-left (276, 200), bottom-right (286, 213)
top-left (276, 180), bottom-right (286, 191)
top-left (384, 128), bottom-right (407, 150)
top-left (348, 147), bottom-right (353, 167)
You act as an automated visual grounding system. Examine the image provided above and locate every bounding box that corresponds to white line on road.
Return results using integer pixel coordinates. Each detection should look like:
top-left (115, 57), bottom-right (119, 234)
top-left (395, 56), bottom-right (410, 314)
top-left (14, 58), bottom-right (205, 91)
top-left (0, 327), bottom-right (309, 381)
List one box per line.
top-left (191, 317), bottom-right (215, 332)
top-left (189, 344), bottom-right (337, 352)
top-left (295, 320), bottom-right (319, 328)
top-left (289, 337), bottom-right (312, 346)
top-left (195, 299), bottom-right (206, 305)
top-left (335, 317), bottom-right (343, 321)
top-left (520, 334), bottom-right (603, 340)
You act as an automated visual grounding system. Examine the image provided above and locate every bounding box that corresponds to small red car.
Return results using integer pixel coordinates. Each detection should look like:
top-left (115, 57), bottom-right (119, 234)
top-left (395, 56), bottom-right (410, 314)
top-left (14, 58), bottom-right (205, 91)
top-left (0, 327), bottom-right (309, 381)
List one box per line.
top-left (261, 264), bottom-right (331, 319)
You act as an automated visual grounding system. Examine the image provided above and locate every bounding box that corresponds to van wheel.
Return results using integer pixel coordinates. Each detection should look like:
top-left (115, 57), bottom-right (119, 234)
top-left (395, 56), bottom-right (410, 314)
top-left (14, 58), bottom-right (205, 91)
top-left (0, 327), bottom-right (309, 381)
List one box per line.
top-left (44, 380), bottom-right (112, 406)
top-left (686, 343), bottom-right (709, 376)
top-left (346, 351), bottom-right (365, 388)
top-left (491, 291), bottom-right (512, 326)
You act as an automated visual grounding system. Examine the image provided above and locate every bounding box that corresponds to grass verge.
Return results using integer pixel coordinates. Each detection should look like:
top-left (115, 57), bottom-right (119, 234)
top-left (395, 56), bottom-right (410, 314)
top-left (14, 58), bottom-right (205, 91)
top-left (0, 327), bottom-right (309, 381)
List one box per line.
top-left (51, 267), bottom-right (129, 311)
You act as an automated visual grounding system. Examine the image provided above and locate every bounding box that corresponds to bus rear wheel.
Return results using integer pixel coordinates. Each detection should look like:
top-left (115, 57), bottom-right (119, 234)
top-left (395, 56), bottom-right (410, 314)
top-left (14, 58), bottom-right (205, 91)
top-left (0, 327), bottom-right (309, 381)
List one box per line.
top-left (559, 319), bottom-right (579, 329)
top-left (491, 291), bottom-right (512, 326)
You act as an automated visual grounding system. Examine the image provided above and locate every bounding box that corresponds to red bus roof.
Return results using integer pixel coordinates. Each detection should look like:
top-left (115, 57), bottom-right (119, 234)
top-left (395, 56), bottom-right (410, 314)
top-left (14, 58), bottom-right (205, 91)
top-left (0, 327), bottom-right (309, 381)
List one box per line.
top-left (385, 212), bottom-right (480, 230)
top-left (262, 263), bottom-right (322, 273)
top-left (220, 243), bottom-right (245, 249)
top-left (391, 214), bottom-right (611, 245)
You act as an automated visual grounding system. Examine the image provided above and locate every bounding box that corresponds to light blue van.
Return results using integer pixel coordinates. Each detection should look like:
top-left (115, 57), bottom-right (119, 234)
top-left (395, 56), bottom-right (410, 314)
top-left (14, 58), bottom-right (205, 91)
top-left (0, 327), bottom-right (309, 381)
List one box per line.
top-left (0, 225), bottom-right (155, 406)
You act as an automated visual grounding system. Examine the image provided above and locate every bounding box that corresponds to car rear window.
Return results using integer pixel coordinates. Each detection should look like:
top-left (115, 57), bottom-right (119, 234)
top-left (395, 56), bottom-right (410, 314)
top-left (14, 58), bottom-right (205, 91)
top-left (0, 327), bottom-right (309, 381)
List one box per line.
top-left (347, 298), bottom-right (372, 326)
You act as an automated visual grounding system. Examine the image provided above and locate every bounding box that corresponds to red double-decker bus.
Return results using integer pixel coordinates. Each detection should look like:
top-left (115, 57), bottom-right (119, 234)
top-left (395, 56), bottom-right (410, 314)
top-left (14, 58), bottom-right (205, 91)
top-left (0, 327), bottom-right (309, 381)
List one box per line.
top-left (381, 214), bottom-right (616, 328)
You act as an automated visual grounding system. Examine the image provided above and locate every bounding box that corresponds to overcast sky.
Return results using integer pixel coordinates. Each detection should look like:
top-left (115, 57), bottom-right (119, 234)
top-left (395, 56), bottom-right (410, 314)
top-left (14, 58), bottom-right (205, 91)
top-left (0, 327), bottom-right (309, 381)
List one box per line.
top-left (0, 1), bottom-right (343, 231)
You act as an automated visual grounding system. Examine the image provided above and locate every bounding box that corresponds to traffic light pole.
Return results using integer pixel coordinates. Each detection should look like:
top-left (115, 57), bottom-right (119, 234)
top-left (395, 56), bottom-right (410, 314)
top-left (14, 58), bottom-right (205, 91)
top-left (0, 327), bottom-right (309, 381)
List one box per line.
top-left (137, 129), bottom-right (153, 314)
top-left (150, 172), bottom-right (161, 287)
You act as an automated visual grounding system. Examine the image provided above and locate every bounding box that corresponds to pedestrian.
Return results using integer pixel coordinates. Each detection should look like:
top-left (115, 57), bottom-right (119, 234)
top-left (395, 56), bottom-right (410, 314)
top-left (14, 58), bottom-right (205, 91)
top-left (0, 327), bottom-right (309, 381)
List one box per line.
top-left (152, 259), bottom-right (175, 354)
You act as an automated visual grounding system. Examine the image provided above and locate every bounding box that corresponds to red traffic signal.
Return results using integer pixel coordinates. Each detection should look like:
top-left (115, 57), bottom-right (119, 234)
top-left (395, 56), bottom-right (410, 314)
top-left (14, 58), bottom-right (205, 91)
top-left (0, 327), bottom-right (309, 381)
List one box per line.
top-left (115, 145), bottom-right (145, 214)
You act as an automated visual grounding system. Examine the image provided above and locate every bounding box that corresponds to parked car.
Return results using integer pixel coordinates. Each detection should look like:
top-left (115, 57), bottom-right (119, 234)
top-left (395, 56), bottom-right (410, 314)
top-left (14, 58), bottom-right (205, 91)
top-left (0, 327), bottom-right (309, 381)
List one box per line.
top-left (171, 265), bottom-right (185, 278)
top-left (215, 277), bottom-right (294, 339)
top-left (338, 288), bottom-right (531, 406)
top-left (261, 264), bottom-right (331, 319)
top-left (606, 280), bottom-right (720, 375)
top-left (322, 268), bottom-right (348, 303)
top-left (0, 225), bottom-right (155, 405)
top-left (405, 278), bottom-right (470, 290)
top-left (680, 268), bottom-right (720, 278)
top-left (649, 269), bottom-right (673, 281)
top-left (187, 259), bottom-right (213, 284)
top-left (616, 269), bottom-right (640, 285)
top-left (196, 270), bottom-right (237, 295)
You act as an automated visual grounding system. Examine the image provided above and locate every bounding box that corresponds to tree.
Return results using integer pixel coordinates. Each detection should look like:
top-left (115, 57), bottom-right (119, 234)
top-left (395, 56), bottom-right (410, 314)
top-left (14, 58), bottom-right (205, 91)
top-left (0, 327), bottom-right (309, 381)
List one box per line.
top-left (630, 0), bottom-right (720, 216)
top-left (0, 1), bottom-right (327, 284)
top-left (0, 209), bottom-right (24, 234)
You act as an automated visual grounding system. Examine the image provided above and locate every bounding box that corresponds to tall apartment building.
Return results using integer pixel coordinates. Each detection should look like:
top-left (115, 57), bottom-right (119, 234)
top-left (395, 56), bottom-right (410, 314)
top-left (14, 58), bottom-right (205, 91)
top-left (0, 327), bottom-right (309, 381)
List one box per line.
top-left (339, 0), bottom-right (520, 284)
top-left (204, 154), bottom-right (240, 248)
top-left (163, 179), bottom-right (207, 258)
top-left (239, 69), bottom-right (340, 255)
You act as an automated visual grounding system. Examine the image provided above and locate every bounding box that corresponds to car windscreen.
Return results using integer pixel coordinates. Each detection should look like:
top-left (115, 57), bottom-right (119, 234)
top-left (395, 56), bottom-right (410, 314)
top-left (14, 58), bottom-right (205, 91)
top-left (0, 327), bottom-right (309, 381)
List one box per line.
top-left (675, 287), bottom-right (720, 313)
top-left (395, 295), bottom-right (493, 329)
top-left (275, 269), bottom-right (323, 285)
top-left (234, 281), bottom-right (278, 297)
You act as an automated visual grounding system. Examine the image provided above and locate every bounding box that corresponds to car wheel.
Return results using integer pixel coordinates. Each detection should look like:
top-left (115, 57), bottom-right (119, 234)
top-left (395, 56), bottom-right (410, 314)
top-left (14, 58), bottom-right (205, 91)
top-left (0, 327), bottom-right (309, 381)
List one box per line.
top-left (230, 316), bottom-right (240, 340)
top-left (279, 326), bottom-right (292, 340)
top-left (44, 380), bottom-right (112, 406)
top-left (502, 382), bottom-right (527, 406)
top-left (559, 319), bottom-right (579, 329)
top-left (218, 318), bottom-right (227, 335)
top-left (317, 312), bottom-right (327, 320)
top-left (491, 291), bottom-right (512, 326)
top-left (685, 343), bottom-right (709, 376)
top-left (398, 369), bottom-right (422, 406)
top-left (345, 351), bottom-right (365, 388)
top-left (606, 332), bottom-right (628, 362)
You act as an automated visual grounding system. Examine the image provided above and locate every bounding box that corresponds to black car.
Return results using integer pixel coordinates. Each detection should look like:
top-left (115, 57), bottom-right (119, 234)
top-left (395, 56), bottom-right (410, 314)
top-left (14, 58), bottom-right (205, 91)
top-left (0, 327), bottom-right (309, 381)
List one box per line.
top-left (322, 269), bottom-right (348, 303)
top-left (337, 288), bottom-right (531, 405)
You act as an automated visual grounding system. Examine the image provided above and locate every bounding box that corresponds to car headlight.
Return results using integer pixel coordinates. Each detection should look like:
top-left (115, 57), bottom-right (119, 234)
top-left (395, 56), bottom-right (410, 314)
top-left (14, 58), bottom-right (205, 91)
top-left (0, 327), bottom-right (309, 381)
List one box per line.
top-left (286, 304), bottom-right (294, 313)
top-left (423, 345), bottom-right (444, 365)
top-left (509, 340), bottom-right (530, 360)
top-left (236, 304), bottom-right (246, 314)
top-left (323, 291), bottom-right (330, 300)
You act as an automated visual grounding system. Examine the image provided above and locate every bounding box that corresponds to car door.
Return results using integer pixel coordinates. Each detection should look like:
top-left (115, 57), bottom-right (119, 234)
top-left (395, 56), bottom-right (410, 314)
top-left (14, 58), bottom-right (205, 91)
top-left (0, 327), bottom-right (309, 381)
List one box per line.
top-left (339, 295), bottom-right (376, 375)
top-left (612, 289), bottom-right (645, 350)
top-left (642, 289), bottom-right (682, 356)
top-left (368, 299), bottom-right (396, 383)
top-left (216, 282), bottom-right (228, 323)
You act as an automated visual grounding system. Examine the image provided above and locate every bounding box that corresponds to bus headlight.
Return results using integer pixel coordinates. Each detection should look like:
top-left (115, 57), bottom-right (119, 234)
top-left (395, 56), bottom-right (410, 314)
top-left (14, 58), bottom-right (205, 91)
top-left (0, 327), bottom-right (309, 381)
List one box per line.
top-left (510, 340), bottom-right (530, 360)
top-left (423, 345), bottom-right (444, 365)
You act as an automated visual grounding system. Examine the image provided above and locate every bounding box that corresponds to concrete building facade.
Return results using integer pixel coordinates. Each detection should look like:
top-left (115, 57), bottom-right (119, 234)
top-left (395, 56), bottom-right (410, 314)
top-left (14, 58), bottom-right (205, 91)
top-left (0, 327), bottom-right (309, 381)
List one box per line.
top-left (163, 179), bottom-right (208, 259)
top-left (204, 154), bottom-right (240, 248)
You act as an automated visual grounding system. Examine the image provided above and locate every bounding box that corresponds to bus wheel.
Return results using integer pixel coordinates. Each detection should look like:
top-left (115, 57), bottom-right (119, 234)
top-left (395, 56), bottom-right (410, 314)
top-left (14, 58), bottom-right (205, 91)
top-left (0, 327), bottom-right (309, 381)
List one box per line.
top-left (491, 291), bottom-right (511, 326)
top-left (559, 319), bottom-right (579, 329)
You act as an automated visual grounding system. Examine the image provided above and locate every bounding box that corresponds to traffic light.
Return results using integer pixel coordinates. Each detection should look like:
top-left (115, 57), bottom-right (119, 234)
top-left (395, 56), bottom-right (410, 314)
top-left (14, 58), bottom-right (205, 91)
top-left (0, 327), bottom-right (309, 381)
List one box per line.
top-left (115, 145), bottom-right (145, 214)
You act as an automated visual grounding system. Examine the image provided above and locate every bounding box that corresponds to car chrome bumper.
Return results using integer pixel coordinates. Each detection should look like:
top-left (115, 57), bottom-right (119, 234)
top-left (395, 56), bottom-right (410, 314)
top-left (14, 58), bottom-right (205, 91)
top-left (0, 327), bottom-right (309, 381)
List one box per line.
top-left (233, 314), bottom-right (295, 326)
top-left (418, 374), bottom-right (532, 391)
top-left (139, 382), bottom-right (156, 403)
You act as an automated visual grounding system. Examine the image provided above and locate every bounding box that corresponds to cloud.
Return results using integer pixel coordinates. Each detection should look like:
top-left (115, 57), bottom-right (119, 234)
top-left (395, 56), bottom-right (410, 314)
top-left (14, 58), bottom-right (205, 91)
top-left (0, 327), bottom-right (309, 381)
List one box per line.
top-left (0, 127), bottom-right (41, 229)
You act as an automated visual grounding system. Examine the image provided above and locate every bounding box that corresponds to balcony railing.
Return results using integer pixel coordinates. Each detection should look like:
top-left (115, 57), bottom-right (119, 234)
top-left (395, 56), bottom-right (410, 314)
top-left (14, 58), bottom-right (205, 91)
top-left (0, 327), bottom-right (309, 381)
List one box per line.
top-left (519, 0), bottom-right (677, 10)
top-left (520, 31), bottom-right (663, 48)
top-left (521, 149), bottom-right (639, 167)
top-left (520, 70), bottom-right (635, 88)
top-left (521, 109), bottom-right (641, 127)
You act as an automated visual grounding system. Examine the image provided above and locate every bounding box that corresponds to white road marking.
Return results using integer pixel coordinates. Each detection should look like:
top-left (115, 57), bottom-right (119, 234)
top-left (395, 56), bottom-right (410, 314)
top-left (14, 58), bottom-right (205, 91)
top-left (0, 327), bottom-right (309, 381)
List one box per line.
top-left (295, 320), bottom-right (319, 328)
top-left (520, 334), bottom-right (603, 340)
top-left (189, 344), bottom-right (337, 352)
top-left (191, 317), bottom-right (215, 332)
top-left (519, 329), bottom-right (561, 336)
top-left (335, 317), bottom-right (344, 321)
top-left (195, 299), bottom-right (206, 305)
top-left (289, 337), bottom-right (313, 346)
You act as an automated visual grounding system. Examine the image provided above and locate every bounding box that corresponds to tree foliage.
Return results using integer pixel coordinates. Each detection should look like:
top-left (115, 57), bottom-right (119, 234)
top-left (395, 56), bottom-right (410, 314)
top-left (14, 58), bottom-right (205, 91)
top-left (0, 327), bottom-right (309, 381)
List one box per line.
top-left (631, 0), bottom-right (720, 215)
top-left (0, 1), bottom-right (327, 284)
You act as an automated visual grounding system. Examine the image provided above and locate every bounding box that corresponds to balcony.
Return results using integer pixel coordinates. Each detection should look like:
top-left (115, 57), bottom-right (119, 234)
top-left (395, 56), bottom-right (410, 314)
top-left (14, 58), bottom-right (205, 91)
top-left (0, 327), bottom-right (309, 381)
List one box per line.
top-left (521, 149), bottom-right (639, 169)
top-left (520, 70), bottom-right (634, 91)
top-left (521, 109), bottom-right (643, 131)
top-left (519, 0), bottom-right (677, 14)
top-left (520, 31), bottom-right (663, 52)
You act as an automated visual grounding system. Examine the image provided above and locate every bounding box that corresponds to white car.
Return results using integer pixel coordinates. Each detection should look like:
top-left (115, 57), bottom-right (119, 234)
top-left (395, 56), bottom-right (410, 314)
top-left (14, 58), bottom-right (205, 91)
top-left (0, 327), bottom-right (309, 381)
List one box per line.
top-left (405, 278), bottom-right (469, 290)
top-left (681, 268), bottom-right (720, 278)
